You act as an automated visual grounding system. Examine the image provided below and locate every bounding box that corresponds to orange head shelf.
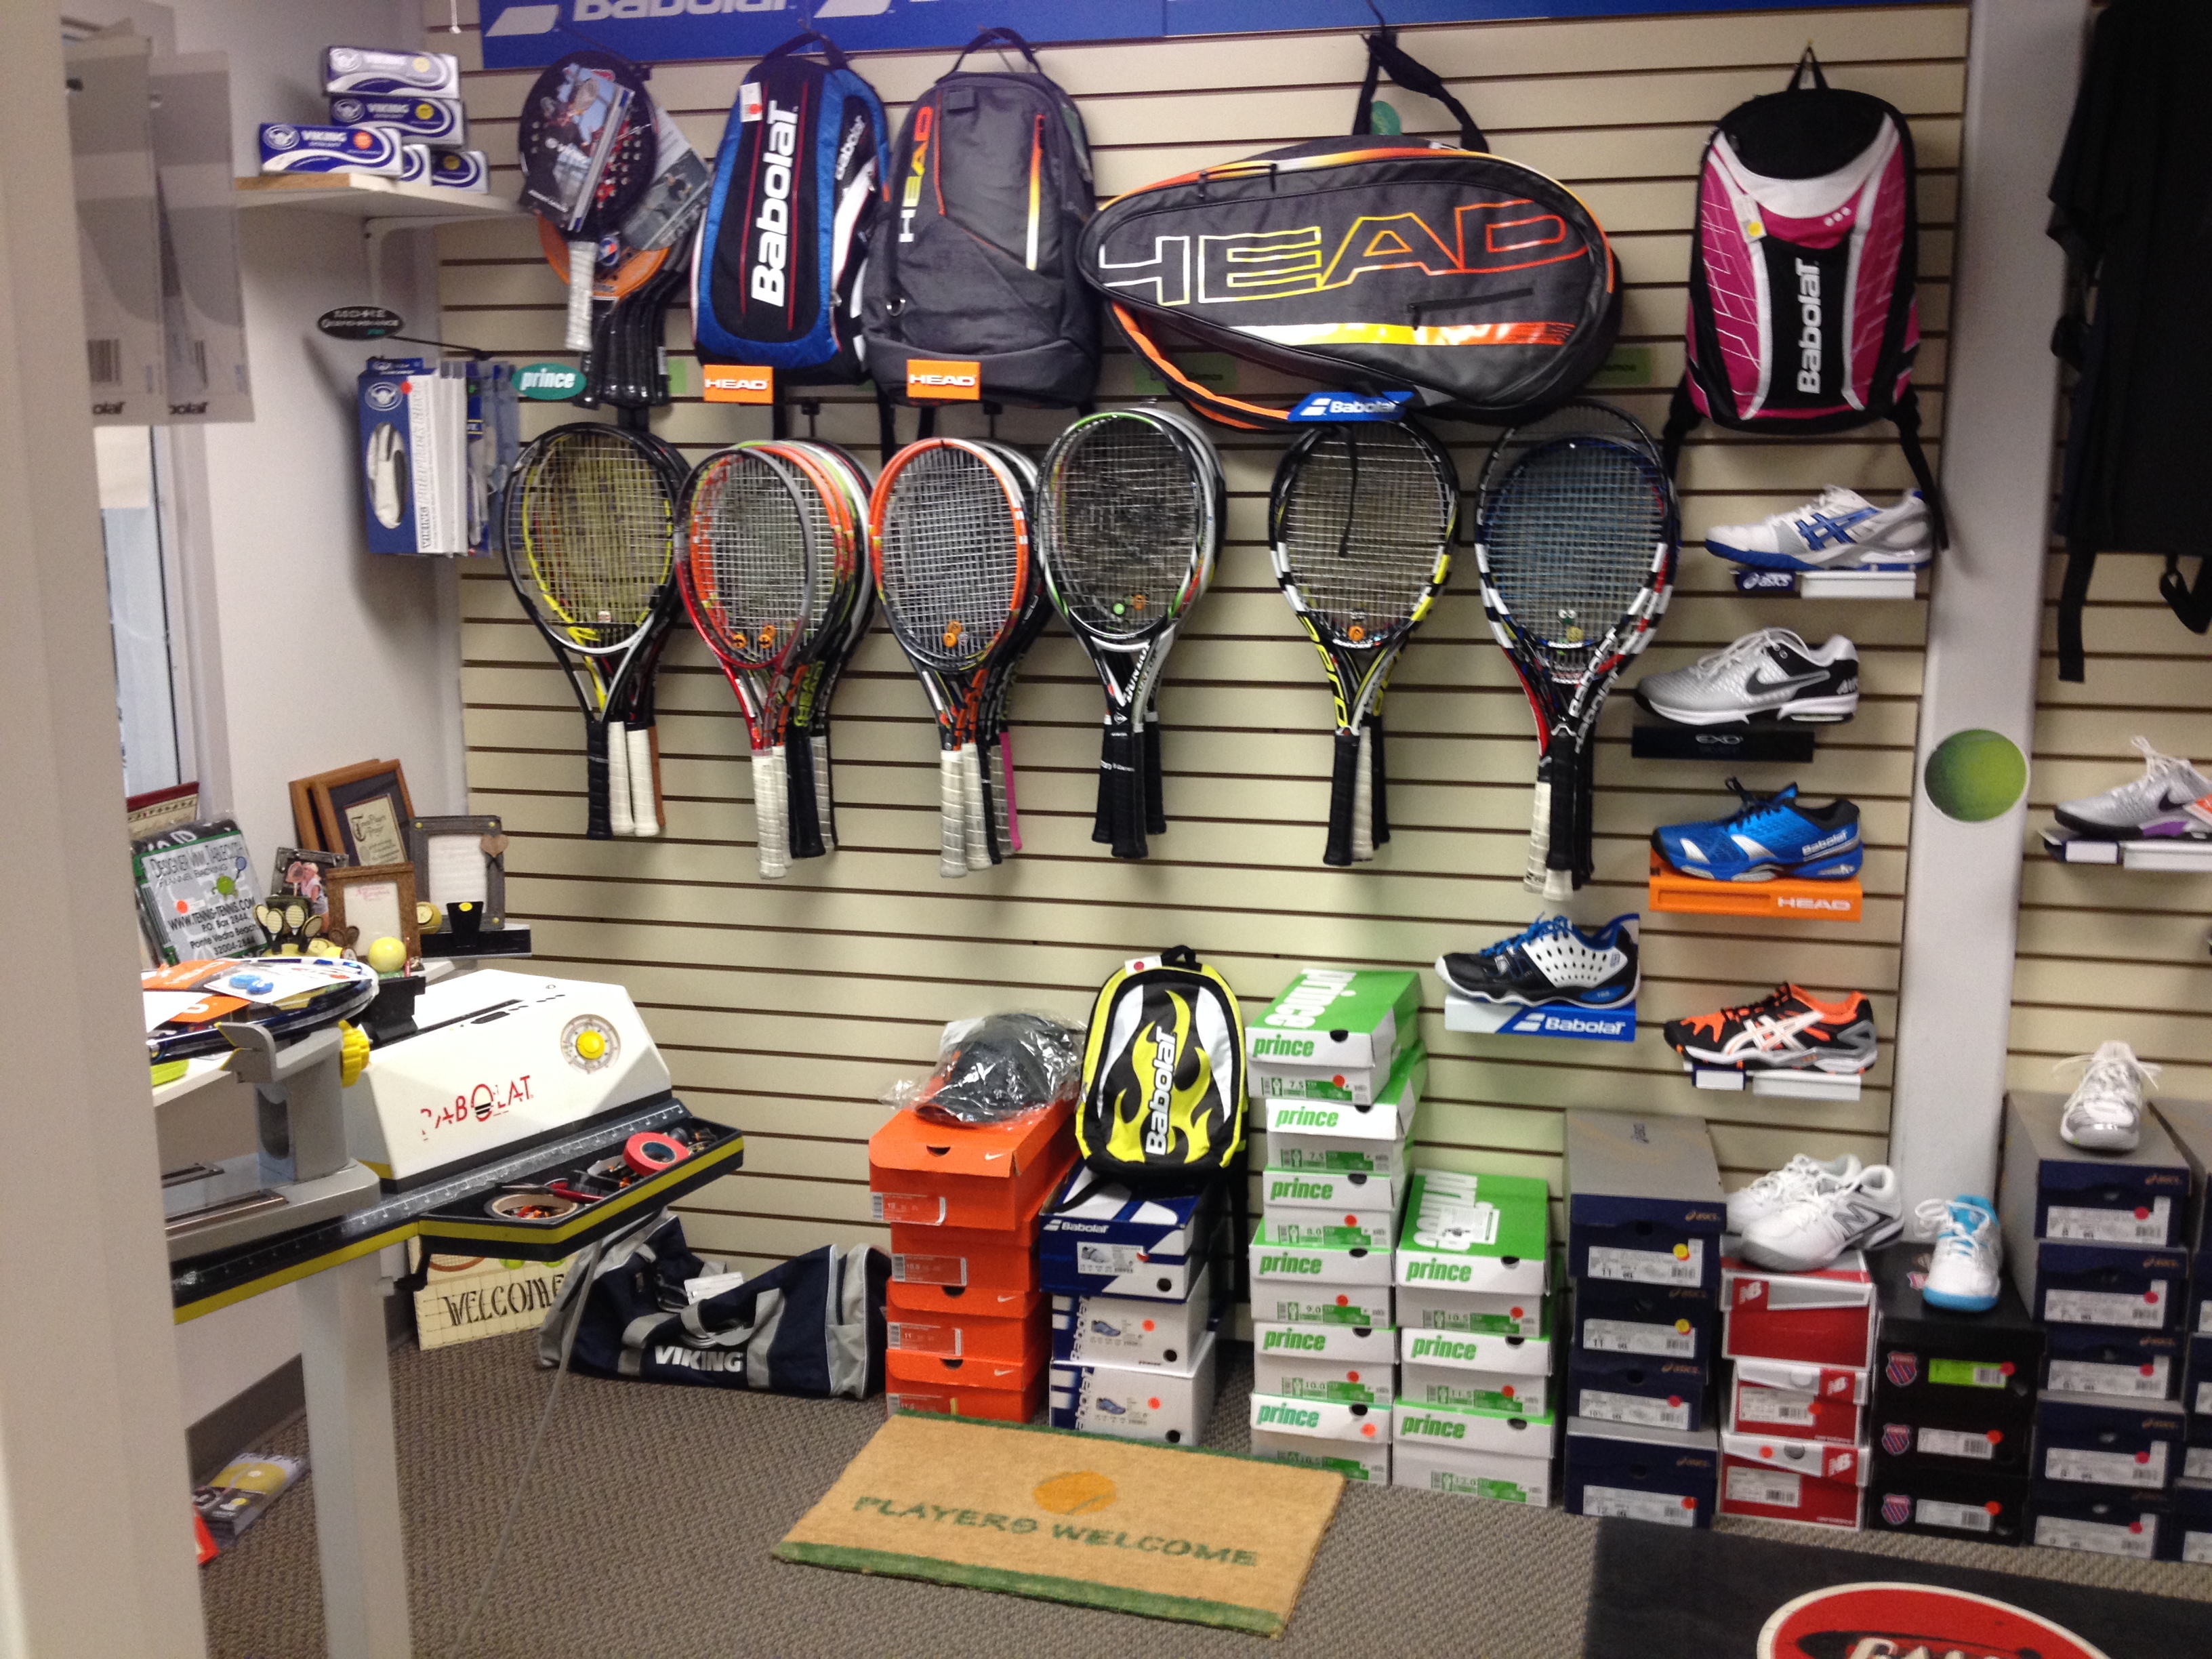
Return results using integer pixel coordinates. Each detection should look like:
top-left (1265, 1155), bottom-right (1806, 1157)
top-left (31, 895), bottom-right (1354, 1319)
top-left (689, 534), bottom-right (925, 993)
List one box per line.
top-left (1647, 850), bottom-right (1862, 922)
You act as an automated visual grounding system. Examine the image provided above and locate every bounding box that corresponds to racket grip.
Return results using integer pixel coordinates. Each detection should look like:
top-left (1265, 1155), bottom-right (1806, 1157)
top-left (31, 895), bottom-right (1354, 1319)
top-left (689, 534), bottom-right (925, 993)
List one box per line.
top-left (1351, 724), bottom-right (1376, 863)
top-left (1369, 716), bottom-right (1391, 848)
top-left (1546, 740), bottom-right (1579, 878)
top-left (1323, 729), bottom-right (1361, 867)
top-left (1143, 705), bottom-right (1166, 837)
top-left (997, 730), bottom-right (1022, 855)
top-left (565, 239), bottom-right (594, 352)
top-left (813, 733), bottom-right (837, 853)
top-left (752, 751), bottom-right (788, 880)
top-left (787, 734), bottom-right (825, 860)
top-left (962, 743), bottom-right (991, 871)
top-left (1091, 718), bottom-right (1115, 844)
top-left (628, 724), bottom-right (659, 838)
top-left (583, 718), bottom-right (613, 841)
top-left (1106, 727), bottom-right (1147, 861)
top-left (938, 747), bottom-right (968, 880)
top-left (607, 720), bottom-right (635, 838)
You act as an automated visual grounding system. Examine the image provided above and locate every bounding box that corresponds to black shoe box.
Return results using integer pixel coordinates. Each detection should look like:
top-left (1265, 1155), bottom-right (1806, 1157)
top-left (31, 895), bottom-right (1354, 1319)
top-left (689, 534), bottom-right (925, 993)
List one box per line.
top-left (2150, 1096), bottom-right (2212, 1271)
top-left (2013, 1240), bottom-right (2189, 1334)
top-left (2041, 1324), bottom-right (2184, 1403)
top-left (2028, 1490), bottom-right (2168, 1559)
top-left (2033, 1393), bottom-right (2187, 1495)
top-left (2165, 1477), bottom-right (2212, 1561)
top-left (1868, 1242), bottom-right (2041, 1468)
top-left (1571, 1278), bottom-right (1718, 1369)
top-left (1563, 1416), bottom-right (1719, 1529)
top-left (1865, 1458), bottom-right (2028, 1545)
top-left (1565, 1347), bottom-right (1711, 1434)
top-left (2187, 1334), bottom-right (2212, 1438)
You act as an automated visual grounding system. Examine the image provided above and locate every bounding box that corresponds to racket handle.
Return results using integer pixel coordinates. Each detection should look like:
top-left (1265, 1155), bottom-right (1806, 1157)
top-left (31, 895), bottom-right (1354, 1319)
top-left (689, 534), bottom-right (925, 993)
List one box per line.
top-left (583, 718), bottom-right (613, 842)
top-left (1143, 703), bottom-right (1166, 837)
top-left (1524, 752), bottom-right (1555, 893)
top-left (628, 724), bottom-right (659, 838)
top-left (1369, 715), bottom-right (1391, 848)
top-left (787, 733), bottom-right (825, 860)
top-left (962, 742), bottom-right (991, 872)
top-left (938, 747), bottom-right (968, 880)
top-left (997, 730), bottom-right (1022, 855)
top-left (1351, 723), bottom-right (1376, 863)
top-left (813, 733), bottom-right (837, 853)
top-left (1106, 726), bottom-right (1147, 861)
top-left (607, 720), bottom-right (635, 838)
top-left (565, 239), bottom-right (594, 352)
top-left (1323, 729), bottom-right (1361, 868)
top-left (1092, 717), bottom-right (1115, 844)
top-left (753, 750), bottom-right (788, 880)
top-left (1546, 736), bottom-right (1579, 882)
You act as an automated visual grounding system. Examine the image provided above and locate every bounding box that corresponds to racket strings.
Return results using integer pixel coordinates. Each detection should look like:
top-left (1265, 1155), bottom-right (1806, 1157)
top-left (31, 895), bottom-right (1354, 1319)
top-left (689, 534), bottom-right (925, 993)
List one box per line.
top-left (515, 437), bottom-right (672, 645)
top-left (876, 447), bottom-right (1025, 671)
top-left (1485, 443), bottom-right (1665, 682)
top-left (1280, 432), bottom-right (1452, 638)
top-left (689, 457), bottom-right (811, 668)
top-left (1042, 425), bottom-right (1205, 640)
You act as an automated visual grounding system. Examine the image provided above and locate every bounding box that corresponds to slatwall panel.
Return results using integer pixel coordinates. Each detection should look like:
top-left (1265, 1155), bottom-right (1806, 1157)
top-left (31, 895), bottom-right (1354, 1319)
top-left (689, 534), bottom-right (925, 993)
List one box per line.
top-left (435, 3), bottom-right (1968, 1273)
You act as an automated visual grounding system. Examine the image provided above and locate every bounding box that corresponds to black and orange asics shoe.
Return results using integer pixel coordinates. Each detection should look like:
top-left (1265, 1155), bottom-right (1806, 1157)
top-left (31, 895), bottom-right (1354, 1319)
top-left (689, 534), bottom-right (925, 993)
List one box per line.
top-left (1662, 985), bottom-right (1877, 1075)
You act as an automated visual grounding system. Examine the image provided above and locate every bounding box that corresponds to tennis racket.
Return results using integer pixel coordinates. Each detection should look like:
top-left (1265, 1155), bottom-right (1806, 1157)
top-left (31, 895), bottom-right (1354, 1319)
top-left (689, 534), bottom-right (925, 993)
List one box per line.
top-left (608, 428), bottom-right (693, 836)
top-left (969, 441), bottom-right (1046, 863)
top-left (1269, 420), bottom-right (1458, 868)
top-left (678, 446), bottom-right (819, 880)
top-left (1474, 401), bottom-right (1677, 902)
top-left (869, 439), bottom-right (1034, 880)
top-left (1038, 409), bottom-right (1221, 861)
top-left (502, 425), bottom-right (679, 842)
top-left (516, 53), bottom-right (655, 359)
top-left (785, 442), bottom-right (877, 857)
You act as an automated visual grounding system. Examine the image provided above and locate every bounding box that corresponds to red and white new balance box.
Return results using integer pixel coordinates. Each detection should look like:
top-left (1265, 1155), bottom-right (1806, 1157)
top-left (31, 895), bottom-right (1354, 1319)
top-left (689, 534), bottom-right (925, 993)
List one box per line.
top-left (1719, 1430), bottom-right (1870, 1528)
top-left (868, 1101), bottom-right (1076, 1231)
top-left (1723, 1252), bottom-right (1877, 1369)
top-left (1727, 1357), bottom-right (1871, 1444)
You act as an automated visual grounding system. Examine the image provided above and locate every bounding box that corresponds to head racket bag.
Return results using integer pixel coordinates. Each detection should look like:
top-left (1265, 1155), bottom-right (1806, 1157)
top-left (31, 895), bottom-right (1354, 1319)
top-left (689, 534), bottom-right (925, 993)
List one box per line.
top-left (1660, 48), bottom-right (1944, 543)
top-left (1079, 27), bottom-right (1619, 430)
top-left (691, 32), bottom-right (888, 386)
top-left (860, 28), bottom-right (1100, 408)
top-left (1074, 946), bottom-right (1246, 1193)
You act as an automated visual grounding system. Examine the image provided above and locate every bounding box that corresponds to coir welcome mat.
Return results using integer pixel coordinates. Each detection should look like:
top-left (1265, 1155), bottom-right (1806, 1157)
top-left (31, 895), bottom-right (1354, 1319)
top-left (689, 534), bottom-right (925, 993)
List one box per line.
top-left (774, 1414), bottom-right (1343, 1636)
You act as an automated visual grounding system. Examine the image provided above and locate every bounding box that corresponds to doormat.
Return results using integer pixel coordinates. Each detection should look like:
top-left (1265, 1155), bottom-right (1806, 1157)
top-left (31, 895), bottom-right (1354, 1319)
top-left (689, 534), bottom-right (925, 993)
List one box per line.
top-left (774, 1413), bottom-right (1343, 1637)
top-left (1584, 1521), bottom-right (2206, 1658)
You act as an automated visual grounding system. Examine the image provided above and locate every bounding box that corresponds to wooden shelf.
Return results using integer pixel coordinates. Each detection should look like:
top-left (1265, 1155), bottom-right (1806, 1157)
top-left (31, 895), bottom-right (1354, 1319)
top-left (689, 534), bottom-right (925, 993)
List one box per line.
top-left (234, 173), bottom-right (519, 222)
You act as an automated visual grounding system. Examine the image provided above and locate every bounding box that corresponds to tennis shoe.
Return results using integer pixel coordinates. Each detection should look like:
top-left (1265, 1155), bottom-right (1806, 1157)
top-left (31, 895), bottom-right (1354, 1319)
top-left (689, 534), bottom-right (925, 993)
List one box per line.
top-left (2056, 1040), bottom-right (2156, 1153)
top-left (1634, 628), bottom-right (1859, 726)
top-left (1914, 1195), bottom-right (2001, 1312)
top-left (1727, 1153), bottom-right (1863, 1235)
top-left (1435, 914), bottom-right (1639, 1008)
top-left (1706, 487), bottom-right (1933, 572)
top-left (1739, 1164), bottom-right (1903, 1272)
top-left (2052, 737), bottom-right (2212, 840)
top-left (1663, 984), bottom-right (1877, 1075)
top-left (1651, 779), bottom-right (1860, 882)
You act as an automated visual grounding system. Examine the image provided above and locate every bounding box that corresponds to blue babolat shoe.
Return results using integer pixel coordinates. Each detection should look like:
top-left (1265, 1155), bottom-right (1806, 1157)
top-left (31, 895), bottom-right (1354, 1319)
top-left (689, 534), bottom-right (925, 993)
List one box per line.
top-left (1652, 779), bottom-right (1860, 882)
top-left (1435, 914), bottom-right (1639, 1008)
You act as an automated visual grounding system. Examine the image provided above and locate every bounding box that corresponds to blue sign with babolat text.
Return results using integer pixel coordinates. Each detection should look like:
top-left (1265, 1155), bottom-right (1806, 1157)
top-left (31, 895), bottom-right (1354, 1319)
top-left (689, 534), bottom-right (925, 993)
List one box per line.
top-left (479, 0), bottom-right (1950, 70)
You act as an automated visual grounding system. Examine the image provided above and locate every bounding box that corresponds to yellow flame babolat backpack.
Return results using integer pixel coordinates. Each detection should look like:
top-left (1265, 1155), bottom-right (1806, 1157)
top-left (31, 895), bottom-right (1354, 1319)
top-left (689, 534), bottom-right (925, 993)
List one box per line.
top-left (1073, 946), bottom-right (1246, 1192)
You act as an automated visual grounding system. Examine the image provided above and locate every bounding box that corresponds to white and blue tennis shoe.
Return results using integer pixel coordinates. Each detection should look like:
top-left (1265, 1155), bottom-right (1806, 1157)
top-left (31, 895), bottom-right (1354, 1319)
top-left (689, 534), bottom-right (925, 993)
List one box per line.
top-left (1652, 779), bottom-right (1861, 882)
top-left (1705, 487), bottom-right (1934, 573)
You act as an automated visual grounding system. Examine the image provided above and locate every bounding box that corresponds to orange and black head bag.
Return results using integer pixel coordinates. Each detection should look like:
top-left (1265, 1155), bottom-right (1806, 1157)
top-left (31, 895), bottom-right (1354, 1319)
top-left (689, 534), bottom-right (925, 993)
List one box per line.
top-left (1074, 946), bottom-right (1245, 1193)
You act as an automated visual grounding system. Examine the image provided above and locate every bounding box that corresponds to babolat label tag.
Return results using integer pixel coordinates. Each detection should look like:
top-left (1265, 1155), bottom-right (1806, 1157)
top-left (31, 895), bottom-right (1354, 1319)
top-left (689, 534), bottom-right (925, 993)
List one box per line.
top-left (1734, 568), bottom-right (1799, 594)
top-left (702, 365), bottom-right (774, 405)
top-left (1288, 390), bottom-right (1414, 422)
top-left (514, 362), bottom-right (584, 401)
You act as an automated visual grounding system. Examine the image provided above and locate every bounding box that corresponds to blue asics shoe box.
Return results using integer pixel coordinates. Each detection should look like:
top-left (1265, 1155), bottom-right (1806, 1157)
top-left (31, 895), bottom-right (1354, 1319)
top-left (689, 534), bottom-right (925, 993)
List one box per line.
top-left (2013, 1241), bottom-right (2190, 1334)
top-left (1572, 1278), bottom-right (1718, 1370)
top-left (2032, 1394), bottom-right (2186, 1497)
top-left (2165, 1477), bottom-right (2212, 1561)
top-left (1565, 1348), bottom-right (1709, 1433)
top-left (1039, 1167), bottom-right (1219, 1302)
top-left (1563, 1111), bottom-right (1725, 1296)
top-left (2043, 1324), bottom-right (2184, 1402)
top-left (1563, 1417), bottom-right (1719, 1528)
top-left (2001, 1090), bottom-right (2188, 1250)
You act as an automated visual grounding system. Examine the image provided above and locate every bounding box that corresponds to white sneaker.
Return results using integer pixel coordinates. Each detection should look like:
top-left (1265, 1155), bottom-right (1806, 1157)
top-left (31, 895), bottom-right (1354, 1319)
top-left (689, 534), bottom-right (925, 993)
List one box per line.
top-left (1726, 1153), bottom-right (1862, 1235)
top-left (1633, 628), bottom-right (1860, 727)
top-left (1704, 488), bottom-right (1934, 573)
top-left (1739, 1164), bottom-right (1903, 1272)
top-left (2052, 737), bottom-right (2212, 840)
top-left (2056, 1041), bottom-right (2157, 1153)
top-left (1914, 1195), bottom-right (2001, 1313)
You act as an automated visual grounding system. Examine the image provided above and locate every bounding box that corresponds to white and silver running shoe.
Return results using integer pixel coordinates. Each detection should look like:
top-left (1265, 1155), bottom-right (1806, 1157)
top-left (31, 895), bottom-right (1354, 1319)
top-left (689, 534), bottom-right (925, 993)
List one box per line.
top-left (1739, 1164), bottom-right (1904, 1273)
top-left (2052, 737), bottom-right (2212, 840)
top-left (2056, 1040), bottom-right (2158, 1153)
top-left (1705, 488), bottom-right (1933, 573)
top-left (1914, 1195), bottom-right (2001, 1313)
top-left (1634, 628), bottom-right (1859, 726)
top-left (1726, 1152), bottom-right (1863, 1235)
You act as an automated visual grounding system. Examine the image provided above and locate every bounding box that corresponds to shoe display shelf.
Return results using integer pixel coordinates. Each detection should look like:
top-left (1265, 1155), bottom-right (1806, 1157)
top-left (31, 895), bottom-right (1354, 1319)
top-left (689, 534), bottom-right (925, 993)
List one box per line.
top-left (1648, 851), bottom-right (1862, 922)
top-left (1685, 1065), bottom-right (1862, 1101)
top-left (1443, 992), bottom-right (1635, 1043)
top-left (2041, 827), bottom-right (2212, 872)
top-left (1731, 567), bottom-right (1920, 601)
top-left (1630, 723), bottom-right (1817, 764)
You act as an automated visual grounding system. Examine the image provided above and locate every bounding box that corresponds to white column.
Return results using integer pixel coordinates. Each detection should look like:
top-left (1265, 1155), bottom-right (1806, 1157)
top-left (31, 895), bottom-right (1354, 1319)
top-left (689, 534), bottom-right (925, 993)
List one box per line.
top-left (1887, 0), bottom-right (2089, 1212)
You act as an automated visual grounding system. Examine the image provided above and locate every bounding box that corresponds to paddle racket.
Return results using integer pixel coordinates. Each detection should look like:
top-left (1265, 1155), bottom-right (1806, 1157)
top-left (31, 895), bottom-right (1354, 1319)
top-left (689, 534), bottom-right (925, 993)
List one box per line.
top-left (1038, 409), bottom-right (1221, 861)
top-left (502, 424), bottom-right (679, 842)
top-left (516, 52), bottom-right (655, 357)
top-left (869, 439), bottom-right (1033, 880)
top-left (1474, 401), bottom-right (1677, 901)
top-left (1269, 420), bottom-right (1458, 868)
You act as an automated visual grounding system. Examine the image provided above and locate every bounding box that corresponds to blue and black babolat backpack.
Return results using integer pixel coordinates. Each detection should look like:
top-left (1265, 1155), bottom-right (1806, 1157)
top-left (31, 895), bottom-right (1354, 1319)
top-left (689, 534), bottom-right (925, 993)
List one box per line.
top-left (691, 32), bottom-right (888, 387)
top-left (1074, 946), bottom-right (1246, 1193)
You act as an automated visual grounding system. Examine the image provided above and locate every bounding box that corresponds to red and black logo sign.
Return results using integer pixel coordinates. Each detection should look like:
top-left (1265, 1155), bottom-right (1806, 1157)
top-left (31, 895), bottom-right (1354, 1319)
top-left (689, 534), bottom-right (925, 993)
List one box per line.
top-left (1760, 1582), bottom-right (2111, 1659)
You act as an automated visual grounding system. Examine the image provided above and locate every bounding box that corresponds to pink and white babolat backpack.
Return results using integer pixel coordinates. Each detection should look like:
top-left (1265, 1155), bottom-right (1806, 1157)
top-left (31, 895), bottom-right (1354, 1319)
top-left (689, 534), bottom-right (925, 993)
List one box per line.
top-left (1660, 50), bottom-right (1943, 544)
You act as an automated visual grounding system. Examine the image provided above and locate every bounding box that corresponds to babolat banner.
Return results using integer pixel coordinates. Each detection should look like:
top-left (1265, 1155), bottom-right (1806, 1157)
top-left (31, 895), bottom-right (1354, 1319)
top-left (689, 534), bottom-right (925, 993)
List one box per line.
top-left (480, 0), bottom-right (1946, 70)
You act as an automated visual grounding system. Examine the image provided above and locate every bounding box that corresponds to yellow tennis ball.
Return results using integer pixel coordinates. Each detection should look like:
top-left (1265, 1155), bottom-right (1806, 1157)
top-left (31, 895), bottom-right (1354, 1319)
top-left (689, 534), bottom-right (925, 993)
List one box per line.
top-left (365, 936), bottom-right (407, 975)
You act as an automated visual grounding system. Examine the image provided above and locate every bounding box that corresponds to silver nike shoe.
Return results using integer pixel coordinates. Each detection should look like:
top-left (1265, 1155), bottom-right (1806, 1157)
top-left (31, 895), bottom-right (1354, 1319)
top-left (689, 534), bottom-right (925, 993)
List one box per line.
top-left (1633, 628), bottom-right (1859, 726)
top-left (2053, 737), bottom-right (2212, 840)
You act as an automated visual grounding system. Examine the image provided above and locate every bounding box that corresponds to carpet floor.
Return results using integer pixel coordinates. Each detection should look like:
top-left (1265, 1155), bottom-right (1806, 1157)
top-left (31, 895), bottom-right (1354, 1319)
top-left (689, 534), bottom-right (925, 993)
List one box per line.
top-left (201, 1335), bottom-right (2212, 1658)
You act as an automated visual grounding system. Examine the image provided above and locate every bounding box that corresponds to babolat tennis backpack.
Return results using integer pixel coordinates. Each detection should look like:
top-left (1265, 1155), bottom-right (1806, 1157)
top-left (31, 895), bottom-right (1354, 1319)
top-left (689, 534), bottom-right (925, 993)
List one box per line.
top-left (1074, 947), bottom-right (1246, 1192)
top-left (691, 32), bottom-right (888, 386)
top-left (1660, 49), bottom-right (1944, 544)
top-left (1078, 27), bottom-right (1620, 430)
top-left (859, 28), bottom-right (1099, 408)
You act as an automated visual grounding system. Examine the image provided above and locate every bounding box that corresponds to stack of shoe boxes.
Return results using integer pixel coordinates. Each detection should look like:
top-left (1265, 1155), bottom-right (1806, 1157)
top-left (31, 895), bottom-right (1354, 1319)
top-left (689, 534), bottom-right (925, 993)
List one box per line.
top-left (1560, 1111), bottom-right (1725, 1527)
top-left (2147, 1096), bottom-right (2212, 1559)
top-left (1043, 1168), bottom-right (1223, 1443)
top-left (1389, 1168), bottom-right (1557, 1504)
top-left (1717, 1250), bottom-right (1878, 1529)
top-left (1244, 968), bottom-right (1425, 1487)
top-left (2001, 1091), bottom-right (2189, 1558)
top-left (872, 1099), bottom-right (1076, 1421)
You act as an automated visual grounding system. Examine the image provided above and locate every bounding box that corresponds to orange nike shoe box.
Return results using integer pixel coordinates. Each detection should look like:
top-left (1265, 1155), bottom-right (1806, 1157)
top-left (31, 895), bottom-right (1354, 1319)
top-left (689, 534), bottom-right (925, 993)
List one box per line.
top-left (888, 1220), bottom-right (1043, 1296)
top-left (886, 1293), bottom-right (1048, 1367)
top-left (888, 1277), bottom-right (1042, 1318)
top-left (886, 1347), bottom-right (1048, 1423)
top-left (867, 1101), bottom-right (1077, 1232)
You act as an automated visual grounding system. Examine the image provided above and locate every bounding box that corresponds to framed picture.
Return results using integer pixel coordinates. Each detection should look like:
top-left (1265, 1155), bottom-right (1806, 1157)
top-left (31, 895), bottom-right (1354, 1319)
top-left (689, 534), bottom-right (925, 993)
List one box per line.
top-left (408, 815), bottom-right (507, 930)
top-left (305, 761), bottom-right (414, 867)
top-left (323, 862), bottom-right (421, 966)
top-left (268, 847), bottom-right (342, 915)
top-left (288, 777), bottom-right (323, 851)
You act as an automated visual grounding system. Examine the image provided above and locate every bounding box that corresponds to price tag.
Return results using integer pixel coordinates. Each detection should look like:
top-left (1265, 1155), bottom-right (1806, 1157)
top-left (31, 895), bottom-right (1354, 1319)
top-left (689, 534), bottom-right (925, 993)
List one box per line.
top-left (1725, 1466), bottom-right (1801, 1509)
top-left (2048, 1199), bottom-right (2170, 1244)
top-left (886, 1322), bottom-right (958, 1355)
top-left (2034, 1516), bottom-right (2155, 1558)
top-left (1917, 1427), bottom-right (1995, 1460)
top-left (2186, 1533), bottom-right (2212, 1565)
top-left (2049, 1358), bottom-right (2169, 1398)
top-left (2045, 1444), bottom-right (2166, 1488)
top-left (1582, 1486), bottom-right (1696, 1526)
top-left (889, 1252), bottom-right (967, 1287)
top-left (1583, 1317), bottom-right (1696, 1357)
top-left (1586, 1244), bottom-right (1703, 1288)
top-left (1914, 1498), bottom-right (1992, 1533)
top-left (1737, 1391), bottom-right (1815, 1426)
top-left (1078, 1242), bottom-right (1142, 1277)
top-left (1577, 1390), bottom-right (1690, 1431)
top-left (1927, 1359), bottom-right (2008, 1389)
top-left (872, 1191), bottom-right (945, 1225)
top-left (2045, 1284), bottom-right (2168, 1328)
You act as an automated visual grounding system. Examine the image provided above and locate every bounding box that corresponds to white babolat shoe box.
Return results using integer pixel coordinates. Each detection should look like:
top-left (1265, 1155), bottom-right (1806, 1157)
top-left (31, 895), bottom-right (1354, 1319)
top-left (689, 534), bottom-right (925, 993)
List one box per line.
top-left (1047, 1332), bottom-right (1217, 1446)
top-left (1401, 1326), bottom-right (1553, 1377)
top-left (1050, 1267), bottom-right (1216, 1370)
top-left (1249, 1427), bottom-right (1390, 1485)
top-left (1399, 1361), bottom-right (1546, 1416)
top-left (1391, 1442), bottom-right (1554, 1507)
top-left (1261, 1166), bottom-right (1406, 1215)
top-left (1250, 1391), bottom-right (1391, 1445)
top-left (1252, 1351), bottom-right (1396, 1408)
top-left (1397, 1282), bottom-right (1547, 1340)
top-left (1249, 1282), bottom-right (1393, 1327)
